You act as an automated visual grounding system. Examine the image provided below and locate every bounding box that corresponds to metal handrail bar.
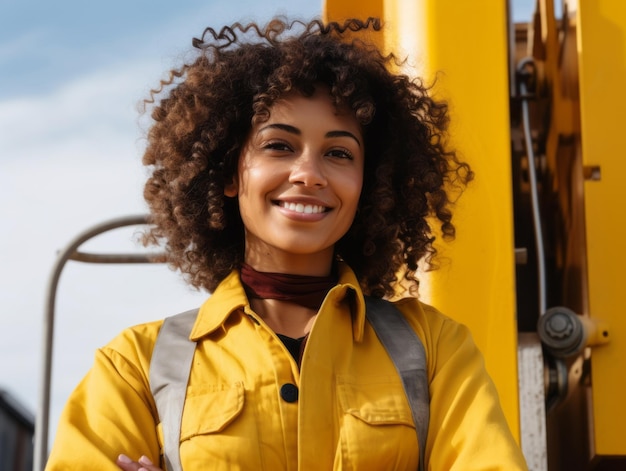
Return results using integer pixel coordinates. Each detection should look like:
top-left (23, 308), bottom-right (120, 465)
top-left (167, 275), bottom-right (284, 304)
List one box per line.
top-left (33, 215), bottom-right (164, 471)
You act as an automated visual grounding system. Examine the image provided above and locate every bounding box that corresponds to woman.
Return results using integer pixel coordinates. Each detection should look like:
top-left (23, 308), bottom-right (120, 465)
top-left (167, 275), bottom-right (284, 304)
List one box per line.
top-left (46, 18), bottom-right (528, 470)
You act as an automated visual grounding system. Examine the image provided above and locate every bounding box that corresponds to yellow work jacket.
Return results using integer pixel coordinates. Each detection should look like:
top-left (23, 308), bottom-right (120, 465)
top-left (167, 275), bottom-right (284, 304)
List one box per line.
top-left (46, 263), bottom-right (527, 470)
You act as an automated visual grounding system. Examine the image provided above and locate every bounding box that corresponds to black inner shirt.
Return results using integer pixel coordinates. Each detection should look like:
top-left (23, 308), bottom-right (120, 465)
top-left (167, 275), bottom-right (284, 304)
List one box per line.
top-left (277, 333), bottom-right (306, 364)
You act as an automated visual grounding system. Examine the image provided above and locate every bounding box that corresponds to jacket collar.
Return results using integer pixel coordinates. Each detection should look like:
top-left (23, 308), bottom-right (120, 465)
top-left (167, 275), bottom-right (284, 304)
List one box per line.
top-left (189, 262), bottom-right (367, 342)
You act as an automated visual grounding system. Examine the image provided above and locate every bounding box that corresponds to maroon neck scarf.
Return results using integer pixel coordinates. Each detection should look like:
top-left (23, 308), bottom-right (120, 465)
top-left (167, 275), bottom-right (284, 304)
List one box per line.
top-left (240, 263), bottom-right (338, 311)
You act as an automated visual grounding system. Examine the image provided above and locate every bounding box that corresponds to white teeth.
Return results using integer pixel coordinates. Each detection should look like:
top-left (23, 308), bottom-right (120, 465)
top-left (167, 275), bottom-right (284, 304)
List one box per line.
top-left (280, 202), bottom-right (325, 214)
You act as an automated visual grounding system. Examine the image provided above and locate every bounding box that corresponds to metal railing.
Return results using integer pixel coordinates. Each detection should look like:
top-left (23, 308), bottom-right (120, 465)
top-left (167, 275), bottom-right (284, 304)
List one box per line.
top-left (33, 215), bottom-right (164, 471)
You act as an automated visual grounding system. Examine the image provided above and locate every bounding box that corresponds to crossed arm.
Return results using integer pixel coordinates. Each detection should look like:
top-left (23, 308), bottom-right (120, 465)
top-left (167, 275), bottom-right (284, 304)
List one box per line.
top-left (116, 454), bottom-right (162, 471)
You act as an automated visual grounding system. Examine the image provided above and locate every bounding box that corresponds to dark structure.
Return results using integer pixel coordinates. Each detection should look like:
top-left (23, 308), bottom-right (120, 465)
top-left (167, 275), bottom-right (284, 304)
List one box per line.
top-left (0, 389), bottom-right (34, 471)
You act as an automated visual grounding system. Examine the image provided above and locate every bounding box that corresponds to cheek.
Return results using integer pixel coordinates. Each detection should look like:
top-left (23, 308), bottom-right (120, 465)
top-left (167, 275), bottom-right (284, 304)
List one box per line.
top-left (340, 170), bottom-right (364, 209)
top-left (234, 164), bottom-right (260, 202)
top-left (235, 165), bottom-right (277, 223)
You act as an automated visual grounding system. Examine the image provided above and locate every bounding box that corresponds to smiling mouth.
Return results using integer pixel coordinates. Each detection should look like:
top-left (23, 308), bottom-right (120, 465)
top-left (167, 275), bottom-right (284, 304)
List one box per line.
top-left (276, 201), bottom-right (329, 214)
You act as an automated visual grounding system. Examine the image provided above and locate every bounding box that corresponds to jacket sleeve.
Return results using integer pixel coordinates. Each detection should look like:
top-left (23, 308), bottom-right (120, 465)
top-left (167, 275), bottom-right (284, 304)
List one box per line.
top-left (45, 326), bottom-right (162, 470)
top-left (425, 315), bottom-right (528, 470)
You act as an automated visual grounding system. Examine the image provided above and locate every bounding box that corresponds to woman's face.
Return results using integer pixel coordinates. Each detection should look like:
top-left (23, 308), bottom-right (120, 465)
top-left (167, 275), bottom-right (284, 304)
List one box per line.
top-left (226, 87), bottom-right (364, 275)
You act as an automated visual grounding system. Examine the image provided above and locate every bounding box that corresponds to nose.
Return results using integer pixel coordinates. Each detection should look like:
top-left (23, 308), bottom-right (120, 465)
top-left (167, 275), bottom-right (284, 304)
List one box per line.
top-left (288, 152), bottom-right (328, 188)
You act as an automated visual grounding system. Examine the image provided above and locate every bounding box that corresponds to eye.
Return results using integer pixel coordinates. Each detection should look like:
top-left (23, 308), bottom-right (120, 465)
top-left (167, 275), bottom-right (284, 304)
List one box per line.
top-left (263, 140), bottom-right (292, 152)
top-left (326, 147), bottom-right (354, 160)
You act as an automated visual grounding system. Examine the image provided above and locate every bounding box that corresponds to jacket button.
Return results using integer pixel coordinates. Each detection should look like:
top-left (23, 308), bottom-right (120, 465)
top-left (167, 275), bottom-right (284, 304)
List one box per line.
top-left (280, 383), bottom-right (299, 403)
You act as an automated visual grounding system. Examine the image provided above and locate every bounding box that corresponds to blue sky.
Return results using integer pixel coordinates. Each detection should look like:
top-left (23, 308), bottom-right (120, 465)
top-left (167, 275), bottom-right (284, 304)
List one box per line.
top-left (0, 0), bottom-right (536, 450)
top-left (1, 0), bottom-right (319, 99)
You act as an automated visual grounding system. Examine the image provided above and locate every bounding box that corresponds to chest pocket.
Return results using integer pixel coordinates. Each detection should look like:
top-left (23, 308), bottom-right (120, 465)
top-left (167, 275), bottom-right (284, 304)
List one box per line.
top-left (156, 382), bottom-right (247, 469)
top-left (336, 374), bottom-right (419, 470)
top-left (179, 382), bottom-right (245, 441)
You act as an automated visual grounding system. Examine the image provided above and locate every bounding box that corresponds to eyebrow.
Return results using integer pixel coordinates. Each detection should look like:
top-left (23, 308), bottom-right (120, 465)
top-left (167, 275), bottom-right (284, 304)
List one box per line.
top-left (258, 123), bottom-right (362, 148)
top-left (326, 130), bottom-right (362, 148)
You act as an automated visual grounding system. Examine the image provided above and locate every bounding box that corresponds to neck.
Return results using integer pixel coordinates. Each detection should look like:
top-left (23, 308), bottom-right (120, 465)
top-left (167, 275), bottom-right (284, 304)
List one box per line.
top-left (240, 262), bottom-right (338, 337)
top-left (250, 299), bottom-right (317, 338)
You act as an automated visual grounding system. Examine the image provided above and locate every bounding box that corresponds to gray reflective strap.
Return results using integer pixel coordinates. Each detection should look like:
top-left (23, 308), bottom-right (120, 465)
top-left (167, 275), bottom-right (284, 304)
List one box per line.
top-left (149, 309), bottom-right (198, 471)
top-left (365, 296), bottom-right (430, 471)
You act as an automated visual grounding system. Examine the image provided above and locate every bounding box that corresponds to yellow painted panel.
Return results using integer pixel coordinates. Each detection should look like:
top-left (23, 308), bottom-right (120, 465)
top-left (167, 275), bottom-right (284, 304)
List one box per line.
top-left (577, 0), bottom-right (626, 456)
top-left (323, 0), bottom-right (384, 28)
top-left (322, 0), bottom-right (387, 52)
top-left (324, 0), bottom-right (521, 440)
top-left (408, 0), bottom-right (520, 442)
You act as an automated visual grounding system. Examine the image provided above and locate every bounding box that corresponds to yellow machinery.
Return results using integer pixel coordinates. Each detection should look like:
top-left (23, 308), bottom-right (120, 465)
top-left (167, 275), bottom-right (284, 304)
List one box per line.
top-left (324, 0), bottom-right (626, 470)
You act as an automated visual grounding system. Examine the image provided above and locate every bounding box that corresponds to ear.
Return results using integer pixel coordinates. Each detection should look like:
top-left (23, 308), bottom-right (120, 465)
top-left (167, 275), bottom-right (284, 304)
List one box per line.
top-left (224, 177), bottom-right (238, 197)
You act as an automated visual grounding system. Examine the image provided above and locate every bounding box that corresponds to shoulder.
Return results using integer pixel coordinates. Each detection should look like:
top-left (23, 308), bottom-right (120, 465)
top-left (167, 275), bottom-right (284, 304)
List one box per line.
top-left (98, 319), bottom-right (165, 377)
top-left (392, 297), bottom-right (471, 341)
top-left (392, 301), bottom-right (528, 469)
top-left (390, 297), bottom-right (478, 374)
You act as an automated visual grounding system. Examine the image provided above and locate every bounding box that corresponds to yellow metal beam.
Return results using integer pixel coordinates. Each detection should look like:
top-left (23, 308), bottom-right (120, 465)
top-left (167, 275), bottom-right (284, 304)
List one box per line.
top-left (577, 0), bottom-right (626, 457)
top-left (323, 0), bottom-right (383, 23)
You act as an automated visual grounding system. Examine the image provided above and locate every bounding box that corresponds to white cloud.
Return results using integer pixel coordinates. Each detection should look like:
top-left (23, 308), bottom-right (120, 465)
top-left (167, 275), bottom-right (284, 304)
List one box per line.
top-left (0, 62), bottom-right (156, 162)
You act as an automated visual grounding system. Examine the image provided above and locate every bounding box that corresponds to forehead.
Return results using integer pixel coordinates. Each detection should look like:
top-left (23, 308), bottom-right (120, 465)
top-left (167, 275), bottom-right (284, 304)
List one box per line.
top-left (257, 88), bottom-right (361, 133)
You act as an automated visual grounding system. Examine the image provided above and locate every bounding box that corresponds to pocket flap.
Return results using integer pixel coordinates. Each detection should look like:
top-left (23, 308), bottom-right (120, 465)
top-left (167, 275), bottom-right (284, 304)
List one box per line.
top-left (337, 374), bottom-right (414, 427)
top-left (180, 382), bottom-right (245, 441)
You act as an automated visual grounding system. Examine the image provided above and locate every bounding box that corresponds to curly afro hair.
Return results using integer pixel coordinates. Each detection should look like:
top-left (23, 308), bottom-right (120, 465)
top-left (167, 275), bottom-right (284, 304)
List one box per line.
top-left (141, 17), bottom-right (472, 297)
